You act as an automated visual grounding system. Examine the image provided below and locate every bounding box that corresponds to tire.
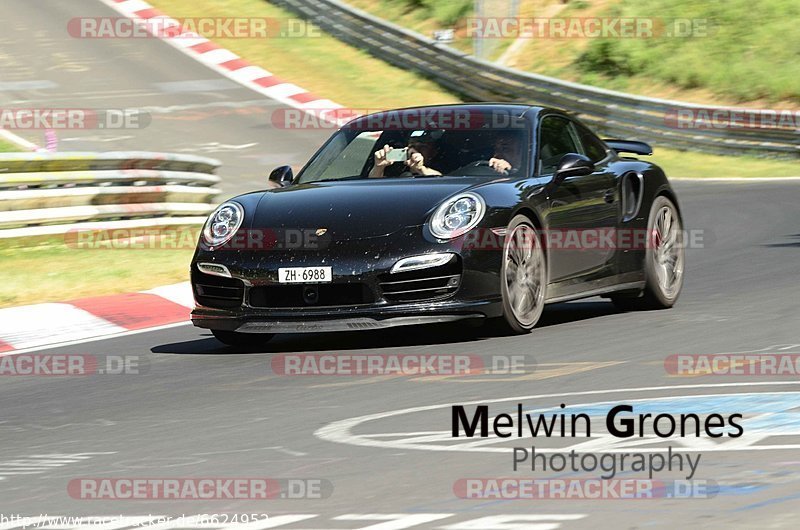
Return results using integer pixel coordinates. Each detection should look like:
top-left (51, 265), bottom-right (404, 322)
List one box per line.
top-left (211, 329), bottom-right (274, 349)
top-left (612, 195), bottom-right (685, 311)
top-left (492, 215), bottom-right (548, 334)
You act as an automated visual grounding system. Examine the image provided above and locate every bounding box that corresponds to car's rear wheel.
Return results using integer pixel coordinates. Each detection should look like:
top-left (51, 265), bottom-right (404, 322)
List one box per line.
top-left (211, 330), bottom-right (274, 349)
top-left (612, 195), bottom-right (684, 311)
top-left (493, 215), bottom-right (547, 334)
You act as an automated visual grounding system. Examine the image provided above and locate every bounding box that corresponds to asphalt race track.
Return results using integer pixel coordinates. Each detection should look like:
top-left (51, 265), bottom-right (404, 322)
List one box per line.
top-left (0, 0), bottom-right (331, 197)
top-left (3, 0), bottom-right (800, 528)
top-left (1, 179), bottom-right (798, 526)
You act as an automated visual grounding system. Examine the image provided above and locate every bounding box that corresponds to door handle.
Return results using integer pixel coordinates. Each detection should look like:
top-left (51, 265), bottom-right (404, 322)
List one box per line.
top-left (604, 189), bottom-right (615, 203)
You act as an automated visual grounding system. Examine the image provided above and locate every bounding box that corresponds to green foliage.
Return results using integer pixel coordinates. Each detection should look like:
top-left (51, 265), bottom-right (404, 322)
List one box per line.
top-left (0, 139), bottom-right (20, 152)
top-left (575, 0), bottom-right (800, 103)
top-left (389, 0), bottom-right (472, 26)
top-left (576, 40), bottom-right (636, 77)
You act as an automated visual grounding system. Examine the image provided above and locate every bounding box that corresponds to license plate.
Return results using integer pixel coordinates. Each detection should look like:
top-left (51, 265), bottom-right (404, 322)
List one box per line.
top-left (278, 266), bottom-right (332, 284)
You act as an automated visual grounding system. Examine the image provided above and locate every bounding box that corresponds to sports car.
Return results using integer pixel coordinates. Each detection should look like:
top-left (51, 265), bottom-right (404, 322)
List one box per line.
top-left (190, 104), bottom-right (684, 347)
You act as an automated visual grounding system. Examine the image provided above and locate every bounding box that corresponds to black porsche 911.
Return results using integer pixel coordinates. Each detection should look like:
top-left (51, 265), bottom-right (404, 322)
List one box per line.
top-left (191, 104), bottom-right (684, 347)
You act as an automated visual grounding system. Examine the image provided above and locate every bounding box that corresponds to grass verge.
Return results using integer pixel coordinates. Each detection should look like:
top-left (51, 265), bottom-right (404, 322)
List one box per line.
top-left (0, 138), bottom-right (20, 152)
top-left (650, 148), bottom-right (799, 179)
top-left (0, 229), bottom-right (198, 308)
top-left (345, 0), bottom-right (800, 109)
top-left (566, 0), bottom-right (800, 105)
top-left (148, 0), bottom-right (799, 177)
top-left (5, 0), bottom-right (797, 307)
top-left (148, 0), bottom-right (459, 109)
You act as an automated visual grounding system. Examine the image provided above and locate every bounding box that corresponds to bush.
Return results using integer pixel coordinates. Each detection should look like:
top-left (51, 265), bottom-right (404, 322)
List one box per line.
top-left (573, 0), bottom-right (800, 103)
top-left (577, 41), bottom-right (636, 77)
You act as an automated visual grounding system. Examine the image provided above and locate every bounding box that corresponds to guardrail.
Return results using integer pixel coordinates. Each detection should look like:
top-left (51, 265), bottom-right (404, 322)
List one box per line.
top-left (271, 0), bottom-right (799, 158)
top-left (0, 152), bottom-right (221, 237)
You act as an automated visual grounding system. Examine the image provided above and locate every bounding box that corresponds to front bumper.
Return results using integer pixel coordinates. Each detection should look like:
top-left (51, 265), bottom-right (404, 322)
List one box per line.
top-left (190, 226), bottom-right (504, 333)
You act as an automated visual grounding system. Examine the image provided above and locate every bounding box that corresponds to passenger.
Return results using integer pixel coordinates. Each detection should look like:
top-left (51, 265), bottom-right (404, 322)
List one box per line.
top-left (369, 130), bottom-right (443, 178)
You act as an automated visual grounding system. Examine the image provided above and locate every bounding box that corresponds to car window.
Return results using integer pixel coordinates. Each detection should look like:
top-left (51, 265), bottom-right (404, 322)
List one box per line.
top-left (538, 116), bottom-right (579, 174)
top-left (301, 131), bottom-right (380, 182)
top-left (573, 122), bottom-right (609, 163)
top-left (296, 126), bottom-right (530, 183)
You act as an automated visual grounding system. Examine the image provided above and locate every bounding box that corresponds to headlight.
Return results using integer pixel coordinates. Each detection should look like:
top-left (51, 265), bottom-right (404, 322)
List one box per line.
top-left (428, 192), bottom-right (486, 239)
top-left (202, 201), bottom-right (244, 248)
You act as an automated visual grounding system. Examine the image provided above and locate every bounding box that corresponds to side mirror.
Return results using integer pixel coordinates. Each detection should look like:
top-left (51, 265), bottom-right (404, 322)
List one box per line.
top-left (554, 153), bottom-right (594, 184)
top-left (269, 165), bottom-right (294, 187)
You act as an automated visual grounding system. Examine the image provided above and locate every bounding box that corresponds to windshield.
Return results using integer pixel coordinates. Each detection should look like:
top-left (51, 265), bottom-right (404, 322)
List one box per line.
top-left (297, 125), bottom-right (530, 183)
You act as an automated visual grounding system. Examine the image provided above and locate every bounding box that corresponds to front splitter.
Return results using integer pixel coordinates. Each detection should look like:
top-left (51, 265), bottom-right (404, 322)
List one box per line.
top-left (237, 314), bottom-right (482, 333)
top-left (194, 314), bottom-right (483, 334)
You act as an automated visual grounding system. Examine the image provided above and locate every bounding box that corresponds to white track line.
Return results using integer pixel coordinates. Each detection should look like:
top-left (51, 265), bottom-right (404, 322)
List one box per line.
top-left (0, 128), bottom-right (40, 151)
top-left (0, 321), bottom-right (192, 356)
top-left (97, 0), bottom-right (347, 124)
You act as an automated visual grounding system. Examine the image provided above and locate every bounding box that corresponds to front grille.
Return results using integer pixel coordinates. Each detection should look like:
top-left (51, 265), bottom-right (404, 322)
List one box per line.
top-left (378, 259), bottom-right (462, 303)
top-left (192, 269), bottom-right (244, 309)
top-left (249, 283), bottom-right (376, 308)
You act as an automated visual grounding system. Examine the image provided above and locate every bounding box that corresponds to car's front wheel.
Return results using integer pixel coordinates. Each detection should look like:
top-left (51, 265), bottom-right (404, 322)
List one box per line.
top-left (612, 195), bottom-right (685, 311)
top-left (211, 330), bottom-right (274, 349)
top-left (494, 215), bottom-right (548, 334)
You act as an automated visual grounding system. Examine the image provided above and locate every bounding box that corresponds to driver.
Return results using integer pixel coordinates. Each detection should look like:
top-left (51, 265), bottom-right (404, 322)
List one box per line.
top-left (487, 131), bottom-right (523, 175)
top-left (369, 130), bottom-right (443, 178)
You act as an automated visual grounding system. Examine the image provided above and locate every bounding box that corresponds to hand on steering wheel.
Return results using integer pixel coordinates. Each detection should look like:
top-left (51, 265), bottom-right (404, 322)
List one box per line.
top-left (488, 158), bottom-right (512, 175)
top-left (470, 159), bottom-right (512, 175)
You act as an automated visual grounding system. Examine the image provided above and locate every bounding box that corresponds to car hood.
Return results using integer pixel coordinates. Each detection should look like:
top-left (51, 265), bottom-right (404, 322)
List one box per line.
top-left (249, 177), bottom-right (491, 239)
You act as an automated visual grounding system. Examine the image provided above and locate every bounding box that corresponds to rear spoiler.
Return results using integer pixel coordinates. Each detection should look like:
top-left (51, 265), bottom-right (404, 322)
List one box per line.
top-left (603, 139), bottom-right (653, 156)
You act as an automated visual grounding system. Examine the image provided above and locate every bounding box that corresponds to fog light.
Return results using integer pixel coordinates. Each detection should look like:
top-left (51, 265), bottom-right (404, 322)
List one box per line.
top-left (390, 253), bottom-right (455, 274)
top-left (197, 262), bottom-right (231, 278)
